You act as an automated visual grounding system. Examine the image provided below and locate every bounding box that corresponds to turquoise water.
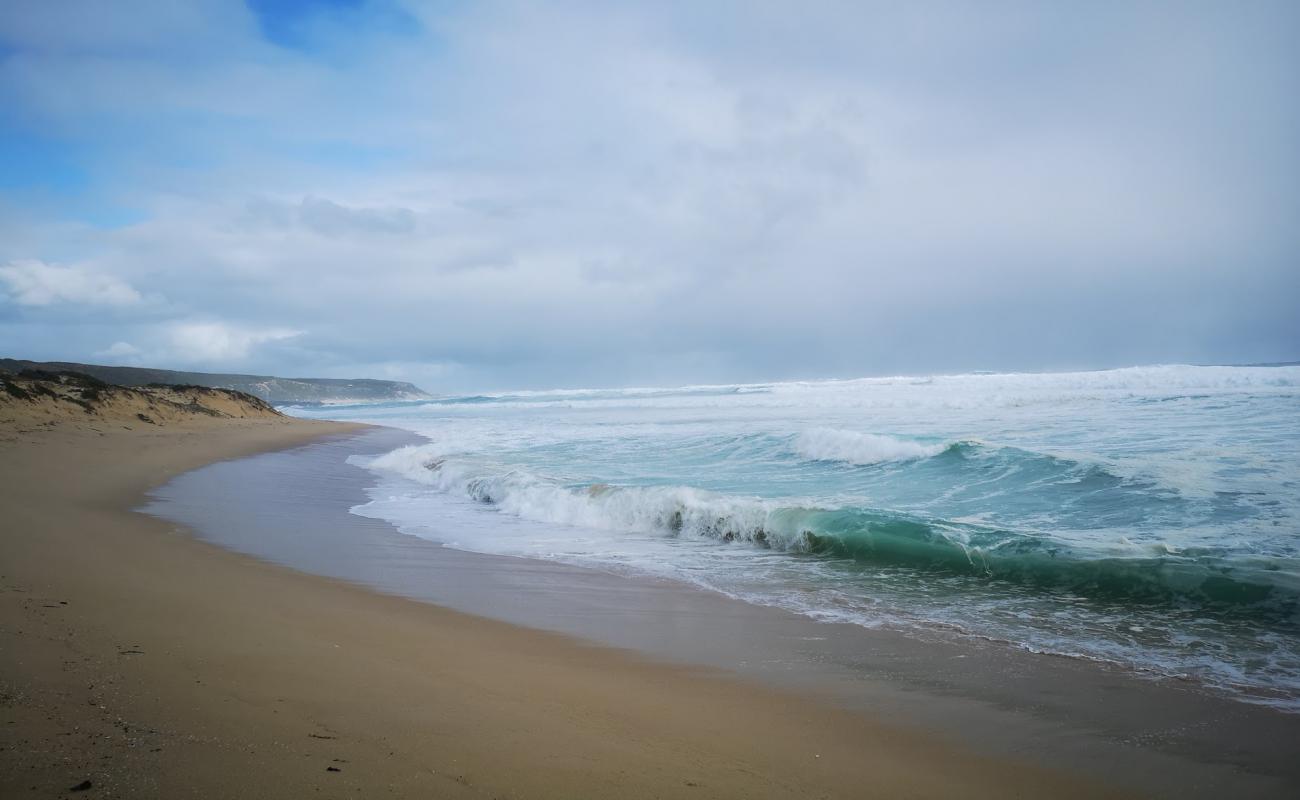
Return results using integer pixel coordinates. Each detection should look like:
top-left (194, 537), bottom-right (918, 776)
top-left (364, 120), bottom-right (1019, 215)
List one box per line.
top-left (290, 365), bottom-right (1300, 709)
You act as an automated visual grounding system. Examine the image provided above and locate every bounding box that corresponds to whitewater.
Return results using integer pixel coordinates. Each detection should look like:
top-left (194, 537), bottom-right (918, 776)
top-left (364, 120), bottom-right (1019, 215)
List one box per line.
top-left (289, 364), bottom-right (1300, 710)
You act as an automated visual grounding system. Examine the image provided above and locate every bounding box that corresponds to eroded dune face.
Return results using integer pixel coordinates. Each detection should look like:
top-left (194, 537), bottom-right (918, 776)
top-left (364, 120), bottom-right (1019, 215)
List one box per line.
top-left (0, 369), bottom-right (283, 430)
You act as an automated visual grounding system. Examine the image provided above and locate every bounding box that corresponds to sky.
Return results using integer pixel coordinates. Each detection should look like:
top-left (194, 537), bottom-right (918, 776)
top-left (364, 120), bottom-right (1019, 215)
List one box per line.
top-left (0, 0), bottom-right (1297, 392)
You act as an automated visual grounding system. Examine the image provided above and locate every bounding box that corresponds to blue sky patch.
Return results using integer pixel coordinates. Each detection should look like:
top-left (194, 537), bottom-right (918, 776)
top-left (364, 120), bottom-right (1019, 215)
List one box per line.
top-left (245, 0), bottom-right (419, 51)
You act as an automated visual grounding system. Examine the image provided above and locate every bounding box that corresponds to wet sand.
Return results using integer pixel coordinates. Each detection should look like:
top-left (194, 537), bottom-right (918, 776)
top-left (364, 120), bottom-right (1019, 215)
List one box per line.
top-left (145, 427), bottom-right (1300, 798)
top-left (1, 417), bottom-right (1128, 798)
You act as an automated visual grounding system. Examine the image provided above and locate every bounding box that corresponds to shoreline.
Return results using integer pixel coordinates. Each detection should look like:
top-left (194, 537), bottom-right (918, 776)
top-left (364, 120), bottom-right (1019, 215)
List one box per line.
top-left (143, 425), bottom-right (1300, 798)
top-left (1, 417), bottom-right (1120, 798)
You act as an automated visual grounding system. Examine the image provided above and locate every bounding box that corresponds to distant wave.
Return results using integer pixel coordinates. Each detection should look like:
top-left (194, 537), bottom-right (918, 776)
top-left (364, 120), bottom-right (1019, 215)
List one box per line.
top-left (422, 383), bottom-right (775, 408)
top-left (423, 395), bottom-right (497, 406)
top-left (792, 428), bottom-right (954, 465)
top-left (400, 364), bottom-right (1300, 414)
top-left (795, 430), bottom-right (1217, 512)
top-left (365, 444), bottom-right (1300, 617)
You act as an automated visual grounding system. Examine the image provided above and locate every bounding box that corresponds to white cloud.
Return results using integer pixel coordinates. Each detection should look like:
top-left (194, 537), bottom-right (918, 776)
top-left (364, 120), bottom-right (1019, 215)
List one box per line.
top-left (96, 340), bottom-right (144, 362)
top-left (167, 321), bottom-right (302, 363)
top-left (0, 259), bottom-right (143, 307)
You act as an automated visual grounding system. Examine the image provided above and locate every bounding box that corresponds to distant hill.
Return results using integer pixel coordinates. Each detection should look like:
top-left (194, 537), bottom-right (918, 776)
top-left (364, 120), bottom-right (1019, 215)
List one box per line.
top-left (0, 359), bottom-right (431, 404)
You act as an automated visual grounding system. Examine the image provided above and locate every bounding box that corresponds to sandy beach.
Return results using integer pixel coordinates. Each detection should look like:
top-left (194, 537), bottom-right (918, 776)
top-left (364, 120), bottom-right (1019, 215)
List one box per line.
top-left (0, 395), bottom-right (1127, 797)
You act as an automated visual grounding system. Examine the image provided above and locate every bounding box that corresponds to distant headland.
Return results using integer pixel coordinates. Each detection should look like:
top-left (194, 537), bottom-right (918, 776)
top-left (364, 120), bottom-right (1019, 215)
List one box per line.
top-left (0, 358), bottom-right (431, 405)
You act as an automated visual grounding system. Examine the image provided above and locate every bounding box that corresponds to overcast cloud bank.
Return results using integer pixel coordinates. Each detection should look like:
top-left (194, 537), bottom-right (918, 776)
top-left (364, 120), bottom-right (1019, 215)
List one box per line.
top-left (1, 0), bottom-right (1296, 390)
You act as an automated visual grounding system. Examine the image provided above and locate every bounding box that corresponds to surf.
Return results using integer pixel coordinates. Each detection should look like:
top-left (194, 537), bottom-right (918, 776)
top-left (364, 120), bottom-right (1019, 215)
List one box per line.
top-left (299, 364), bottom-right (1300, 709)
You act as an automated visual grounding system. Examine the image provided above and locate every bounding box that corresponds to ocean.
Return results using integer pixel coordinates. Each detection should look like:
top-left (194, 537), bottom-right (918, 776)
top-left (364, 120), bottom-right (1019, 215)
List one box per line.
top-left (289, 364), bottom-right (1300, 710)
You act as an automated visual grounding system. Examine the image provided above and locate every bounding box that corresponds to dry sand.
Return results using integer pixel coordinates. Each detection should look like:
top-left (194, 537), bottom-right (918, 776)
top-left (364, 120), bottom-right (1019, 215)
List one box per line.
top-left (0, 399), bottom-right (1118, 796)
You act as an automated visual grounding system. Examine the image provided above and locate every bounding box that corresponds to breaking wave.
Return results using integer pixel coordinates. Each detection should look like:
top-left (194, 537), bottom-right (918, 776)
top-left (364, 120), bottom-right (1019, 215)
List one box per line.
top-left (366, 444), bottom-right (1299, 617)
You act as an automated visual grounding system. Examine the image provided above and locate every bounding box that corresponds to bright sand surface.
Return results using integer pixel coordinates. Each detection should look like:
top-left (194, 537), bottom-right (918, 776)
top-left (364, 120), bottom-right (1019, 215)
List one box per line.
top-left (0, 414), bottom-right (1125, 796)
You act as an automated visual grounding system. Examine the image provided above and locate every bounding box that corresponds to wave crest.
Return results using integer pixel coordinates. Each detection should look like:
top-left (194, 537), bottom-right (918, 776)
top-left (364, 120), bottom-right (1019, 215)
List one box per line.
top-left (792, 428), bottom-right (952, 465)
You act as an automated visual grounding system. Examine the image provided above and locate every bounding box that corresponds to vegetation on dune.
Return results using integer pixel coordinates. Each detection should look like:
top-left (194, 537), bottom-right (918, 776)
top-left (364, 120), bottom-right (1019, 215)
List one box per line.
top-left (0, 369), bottom-right (284, 424)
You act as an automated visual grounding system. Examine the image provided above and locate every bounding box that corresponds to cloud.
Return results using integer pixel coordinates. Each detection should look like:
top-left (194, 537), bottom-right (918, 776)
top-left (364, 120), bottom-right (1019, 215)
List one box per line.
top-left (0, 1), bottom-right (1296, 388)
top-left (298, 197), bottom-right (415, 236)
top-left (94, 340), bottom-right (144, 364)
top-left (166, 321), bottom-right (302, 363)
top-left (0, 259), bottom-right (143, 307)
